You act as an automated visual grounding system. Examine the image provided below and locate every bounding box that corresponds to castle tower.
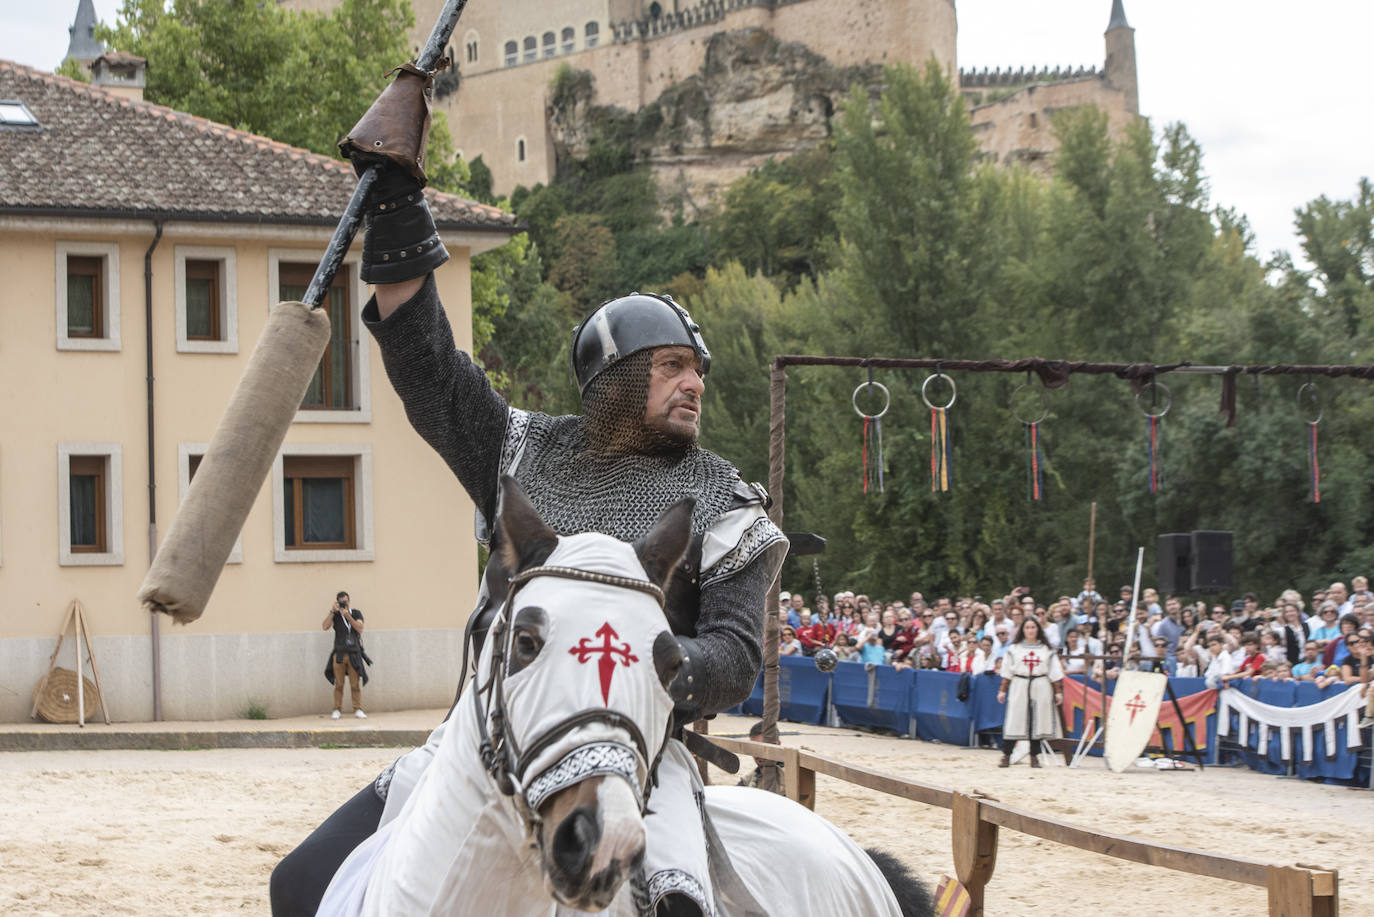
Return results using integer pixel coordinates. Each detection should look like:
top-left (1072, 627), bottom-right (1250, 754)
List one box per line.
top-left (1103, 0), bottom-right (1138, 115)
top-left (64, 0), bottom-right (105, 69)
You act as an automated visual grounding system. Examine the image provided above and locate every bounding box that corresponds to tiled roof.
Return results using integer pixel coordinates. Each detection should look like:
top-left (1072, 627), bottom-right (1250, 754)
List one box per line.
top-left (0, 59), bottom-right (517, 234)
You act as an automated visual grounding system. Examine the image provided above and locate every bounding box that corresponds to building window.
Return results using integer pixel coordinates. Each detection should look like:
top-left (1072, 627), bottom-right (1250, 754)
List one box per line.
top-left (542, 31), bottom-right (556, 58)
top-left (561, 27), bottom-right (575, 54)
top-left (278, 262), bottom-right (353, 411)
top-left (180, 444), bottom-right (243, 563)
top-left (58, 442), bottom-right (124, 566)
top-left (272, 444), bottom-right (374, 563)
top-left (517, 137), bottom-right (526, 162)
top-left (56, 241), bottom-right (120, 351)
top-left (175, 246), bottom-right (238, 353)
top-left (67, 257), bottom-right (102, 338)
top-left (464, 29), bottom-right (479, 63)
top-left (585, 21), bottom-right (599, 48)
top-left (522, 36), bottom-right (537, 63)
top-left (269, 251), bottom-right (371, 423)
top-left (505, 40), bottom-right (517, 66)
top-left (283, 455), bottom-right (355, 550)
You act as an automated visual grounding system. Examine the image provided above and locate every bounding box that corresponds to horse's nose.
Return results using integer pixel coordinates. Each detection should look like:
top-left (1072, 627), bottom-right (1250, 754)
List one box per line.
top-left (551, 807), bottom-right (600, 878)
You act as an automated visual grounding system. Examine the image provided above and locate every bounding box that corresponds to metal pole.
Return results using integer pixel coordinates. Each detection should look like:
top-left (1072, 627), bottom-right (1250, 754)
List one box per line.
top-left (302, 0), bottom-right (470, 307)
top-left (760, 361), bottom-right (787, 793)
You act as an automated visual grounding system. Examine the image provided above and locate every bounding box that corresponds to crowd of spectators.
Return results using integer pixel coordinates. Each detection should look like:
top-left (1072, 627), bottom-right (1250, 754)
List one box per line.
top-left (776, 576), bottom-right (1374, 724)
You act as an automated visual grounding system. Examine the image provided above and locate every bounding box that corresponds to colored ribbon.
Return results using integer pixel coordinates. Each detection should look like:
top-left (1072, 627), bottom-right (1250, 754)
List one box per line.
top-left (930, 407), bottom-right (951, 492)
top-left (862, 415), bottom-right (870, 494)
top-left (1307, 420), bottom-right (1321, 503)
top-left (1146, 414), bottom-right (1160, 493)
top-left (1026, 421), bottom-right (1043, 501)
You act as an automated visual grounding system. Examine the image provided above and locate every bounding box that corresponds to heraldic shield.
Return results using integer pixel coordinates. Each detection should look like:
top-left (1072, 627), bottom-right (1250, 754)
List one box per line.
top-left (1104, 670), bottom-right (1167, 772)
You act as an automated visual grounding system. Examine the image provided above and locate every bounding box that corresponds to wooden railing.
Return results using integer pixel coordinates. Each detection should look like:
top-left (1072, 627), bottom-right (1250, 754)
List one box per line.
top-left (699, 733), bottom-right (1339, 917)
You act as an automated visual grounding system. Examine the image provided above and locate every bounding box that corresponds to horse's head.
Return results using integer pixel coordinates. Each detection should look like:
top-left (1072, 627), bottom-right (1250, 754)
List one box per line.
top-left (479, 476), bottom-right (692, 911)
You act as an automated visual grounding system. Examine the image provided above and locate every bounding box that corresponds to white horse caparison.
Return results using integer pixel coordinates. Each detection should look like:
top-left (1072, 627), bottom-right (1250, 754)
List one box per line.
top-left (319, 477), bottom-right (926, 917)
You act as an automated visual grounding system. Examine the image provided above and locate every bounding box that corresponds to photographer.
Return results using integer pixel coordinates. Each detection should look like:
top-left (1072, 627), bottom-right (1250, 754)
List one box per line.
top-left (322, 591), bottom-right (369, 719)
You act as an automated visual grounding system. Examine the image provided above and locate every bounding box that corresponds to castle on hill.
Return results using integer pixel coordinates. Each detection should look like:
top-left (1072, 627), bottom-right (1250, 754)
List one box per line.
top-left (183, 1), bottom-right (1141, 199)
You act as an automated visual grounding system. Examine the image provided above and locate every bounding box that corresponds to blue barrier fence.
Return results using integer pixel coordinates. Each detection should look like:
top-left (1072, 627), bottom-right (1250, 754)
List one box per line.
top-left (728, 656), bottom-right (1370, 786)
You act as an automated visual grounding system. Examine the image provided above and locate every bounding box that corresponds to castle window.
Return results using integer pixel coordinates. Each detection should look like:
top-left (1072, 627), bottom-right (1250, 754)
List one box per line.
top-left (464, 30), bottom-right (479, 64)
top-left (522, 36), bottom-right (536, 63)
top-left (504, 40), bottom-right (517, 67)
top-left (584, 21), bottom-right (599, 49)
top-left (542, 32), bottom-right (556, 58)
top-left (517, 138), bottom-right (526, 163)
top-left (561, 27), bottom-right (575, 54)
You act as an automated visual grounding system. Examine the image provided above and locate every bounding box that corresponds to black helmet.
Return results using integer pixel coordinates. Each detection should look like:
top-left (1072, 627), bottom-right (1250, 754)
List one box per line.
top-left (571, 293), bottom-right (710, 395)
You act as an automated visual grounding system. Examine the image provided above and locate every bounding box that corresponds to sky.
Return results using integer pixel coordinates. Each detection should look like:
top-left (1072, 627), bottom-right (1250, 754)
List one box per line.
top-left (2, 0), bottom-right (1370, 263)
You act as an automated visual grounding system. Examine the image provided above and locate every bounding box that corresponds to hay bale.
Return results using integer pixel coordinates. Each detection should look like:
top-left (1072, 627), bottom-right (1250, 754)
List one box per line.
top-left (34, 668), bottom-right (99, 723)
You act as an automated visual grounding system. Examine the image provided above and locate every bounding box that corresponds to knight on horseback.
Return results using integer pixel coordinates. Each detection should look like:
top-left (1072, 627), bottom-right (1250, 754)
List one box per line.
top-left (270, 65), bottom-right (789, 917)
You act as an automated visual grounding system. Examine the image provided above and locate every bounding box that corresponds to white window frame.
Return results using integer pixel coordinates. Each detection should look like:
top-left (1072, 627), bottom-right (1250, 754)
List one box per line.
top-left (57, 442), bottom-right (124, 566)
top-left (174, 245), bottom-right (238, 354)
top-left (271, 443), bottom-right (374, 564)
top-left (55, 241), bottom-right (120, 351)
top-left (266, 249), bottom-right (372, 424)
top-left (178, 443), bottom-right (243, 563)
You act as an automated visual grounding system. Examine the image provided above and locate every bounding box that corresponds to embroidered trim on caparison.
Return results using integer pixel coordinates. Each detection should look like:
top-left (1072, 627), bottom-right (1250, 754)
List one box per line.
top-left (644, 868), bottom-right (716, 917)
top-left (501, 407), bottom-right (532, 476)
top-left (523, 742), bottom-right (641, 813)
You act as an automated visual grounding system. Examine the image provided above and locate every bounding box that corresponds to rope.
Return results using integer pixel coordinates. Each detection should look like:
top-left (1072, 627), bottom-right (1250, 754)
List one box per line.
top-left (1147, 414), bottom-right (1160, 494)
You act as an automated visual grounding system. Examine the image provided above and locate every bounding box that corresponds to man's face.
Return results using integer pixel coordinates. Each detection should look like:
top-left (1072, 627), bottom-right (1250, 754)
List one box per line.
top-left (1165, 598), bottom-right (1181, 616)
top-left (790, 594), bottom-right (804, 610)
top-left (1329, 585), bottom-right (1348, 604)
top-left (1304, 643), bottom-right (1320, 660)
top-left (642, 346), bottom-right (704, 443)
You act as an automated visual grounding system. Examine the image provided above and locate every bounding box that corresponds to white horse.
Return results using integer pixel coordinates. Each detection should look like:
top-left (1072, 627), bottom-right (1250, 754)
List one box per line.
top-left (320, 478), bottom-right (932, 917)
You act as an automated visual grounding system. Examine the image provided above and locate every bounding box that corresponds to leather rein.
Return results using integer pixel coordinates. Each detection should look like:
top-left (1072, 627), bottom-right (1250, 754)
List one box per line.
top-left (471, 563), bottom-right (675, 834)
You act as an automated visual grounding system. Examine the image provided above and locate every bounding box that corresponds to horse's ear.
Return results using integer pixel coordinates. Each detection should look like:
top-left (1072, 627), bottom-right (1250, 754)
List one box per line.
top-left (634, 497), bottom-right (695, 589)
top-left (497, 476), bottom-right (559, 572)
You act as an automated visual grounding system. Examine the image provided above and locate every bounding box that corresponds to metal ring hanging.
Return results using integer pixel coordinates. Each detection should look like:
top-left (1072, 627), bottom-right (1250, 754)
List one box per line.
top-left (921, 373), bottom-right (957, 411)
top-left (851, 381), bottom-right (891, 419)
top-left (1135, 381), bottom-right (1171, 418)
top-left (1010, 382), bottom-right (1049, 425)
top-left (1296, 381), bottom-right (1323, 424)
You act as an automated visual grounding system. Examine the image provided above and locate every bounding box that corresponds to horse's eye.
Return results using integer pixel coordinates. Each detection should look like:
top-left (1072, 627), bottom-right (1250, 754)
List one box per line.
top-left (514, 630), bottom-right (543, 662)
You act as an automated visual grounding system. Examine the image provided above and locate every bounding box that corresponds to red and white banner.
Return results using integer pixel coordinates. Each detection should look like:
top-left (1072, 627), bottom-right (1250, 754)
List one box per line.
top-left (1060, 677), bottom-right (1217, 753)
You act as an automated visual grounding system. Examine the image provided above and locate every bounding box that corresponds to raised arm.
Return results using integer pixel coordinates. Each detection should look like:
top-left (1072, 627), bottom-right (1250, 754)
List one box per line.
top-left (363, 275), bottom-right (510, 523)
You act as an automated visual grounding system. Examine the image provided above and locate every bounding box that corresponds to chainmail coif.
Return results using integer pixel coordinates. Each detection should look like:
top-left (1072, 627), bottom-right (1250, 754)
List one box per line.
top-left (514, 350), bottom-right (741, 541)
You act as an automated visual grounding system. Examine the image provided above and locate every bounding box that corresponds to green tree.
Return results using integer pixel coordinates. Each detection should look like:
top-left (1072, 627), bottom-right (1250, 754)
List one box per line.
top-left (100, 0), bottom-right (413, 157)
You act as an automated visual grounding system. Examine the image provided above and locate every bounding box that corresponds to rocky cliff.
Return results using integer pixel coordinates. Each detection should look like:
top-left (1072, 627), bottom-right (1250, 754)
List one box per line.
top-left (547, 28), bottom-right (883, 215)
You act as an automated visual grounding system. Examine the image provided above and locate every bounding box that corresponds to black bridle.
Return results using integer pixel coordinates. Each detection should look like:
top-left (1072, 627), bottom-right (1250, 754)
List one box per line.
top-left (471, 563), bottom-right (675, 835)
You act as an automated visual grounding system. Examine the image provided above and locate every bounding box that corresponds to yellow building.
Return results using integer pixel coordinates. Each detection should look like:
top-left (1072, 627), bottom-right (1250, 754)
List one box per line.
top-left (0, 58), bottom-right (517, 722)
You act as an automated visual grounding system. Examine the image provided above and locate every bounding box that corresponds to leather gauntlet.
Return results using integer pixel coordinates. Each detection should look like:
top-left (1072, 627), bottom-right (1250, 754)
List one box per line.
top-left (341, 61), bottom-right (450, 284)
top-left (360, 167), bottom-right (449, 284)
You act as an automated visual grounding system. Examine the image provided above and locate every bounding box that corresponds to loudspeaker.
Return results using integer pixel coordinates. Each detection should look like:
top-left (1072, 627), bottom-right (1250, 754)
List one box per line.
top-left (1157, 533), bottom-right (1192, 596)
top-left (1190, 530), bottom-right (1233, 593)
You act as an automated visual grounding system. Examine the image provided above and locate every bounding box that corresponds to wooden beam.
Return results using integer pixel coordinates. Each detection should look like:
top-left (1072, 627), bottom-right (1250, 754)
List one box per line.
top-left (979, 800), bottom-right (1270, 886)
top-left (795, 750), bottom-right (954, 809)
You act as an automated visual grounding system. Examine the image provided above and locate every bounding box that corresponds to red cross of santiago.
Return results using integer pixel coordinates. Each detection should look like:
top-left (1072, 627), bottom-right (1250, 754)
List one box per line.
top-left (569, 622), bottom-right (639, 706)
top-left (1125, 691), bottom-right (1146, 724)
top-left (1023, 651), bottom-right (1041, 675)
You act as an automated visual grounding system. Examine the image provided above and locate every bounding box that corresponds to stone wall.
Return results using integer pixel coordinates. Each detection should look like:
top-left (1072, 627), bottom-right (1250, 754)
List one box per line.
top-left (968, 77), bottom-right (1138, 176)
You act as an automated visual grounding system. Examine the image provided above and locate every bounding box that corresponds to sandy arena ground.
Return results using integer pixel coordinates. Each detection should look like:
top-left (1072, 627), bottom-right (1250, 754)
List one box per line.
top-left (1, 713), bottom-right (1368, 916)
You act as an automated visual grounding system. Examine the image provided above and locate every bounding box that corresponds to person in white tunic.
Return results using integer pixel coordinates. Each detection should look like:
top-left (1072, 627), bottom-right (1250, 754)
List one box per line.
top-left (996, 618), bottom-right (1064, 768)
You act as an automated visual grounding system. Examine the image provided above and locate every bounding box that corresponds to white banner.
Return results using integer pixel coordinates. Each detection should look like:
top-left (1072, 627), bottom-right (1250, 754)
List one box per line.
top-left (1216, 685), bottom-right (1365, 762)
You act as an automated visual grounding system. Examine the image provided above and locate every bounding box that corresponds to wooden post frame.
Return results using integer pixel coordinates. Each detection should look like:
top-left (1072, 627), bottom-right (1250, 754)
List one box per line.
top-left (951, 793), bottom-right (998, 916)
